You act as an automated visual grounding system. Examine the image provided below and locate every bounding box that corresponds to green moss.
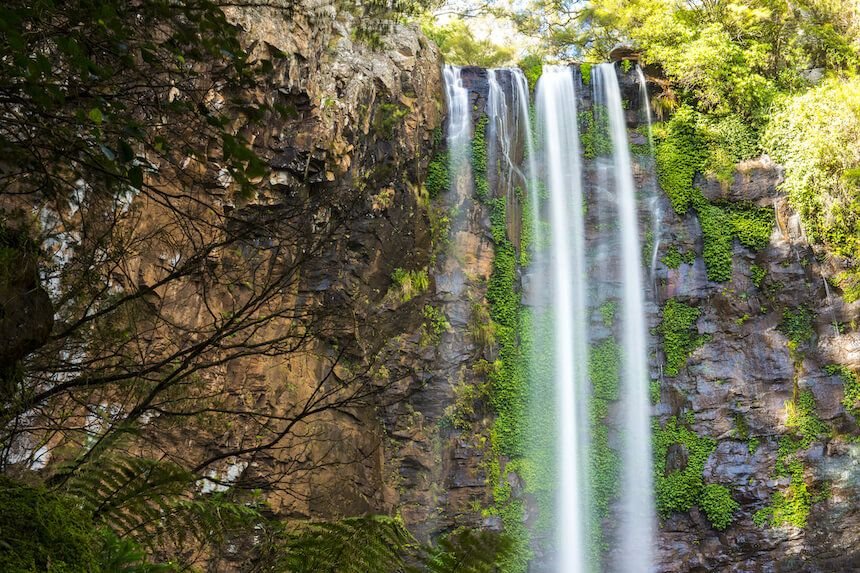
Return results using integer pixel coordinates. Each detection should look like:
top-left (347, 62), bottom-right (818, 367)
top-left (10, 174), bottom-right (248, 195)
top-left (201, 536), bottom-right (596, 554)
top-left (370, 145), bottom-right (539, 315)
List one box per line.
top-left (374, 102), bottom-right (408, 138)
top-left (692, 195), bottom-right (734, 281)
top-left (425, 151), bottom-right (449, 199)
top-left (748, 437), bottom-right (760, 454)
top-left (0, 477), bottom-right (101, 572)
top-left (390, 268), bottom-right (429, 302)
top-left (727, 204), bottom-right (773, 251)
top-left (654, 109), bottom-right (772, 282)
top-left (580, 63), bottom-right (592, 85)
top-left (519, 54), bottom-right (543, 92)
top-left (653, 418), bottom-right (719, 521)
top-left (690, 191), bottom-right (774, 282)
top-left (599, 300), bottom-right (617, 327)
top-left (660, 245), bottom-right (695, 269)
top-left (657, 298), bottom-right (708, 376)
top-left (655, 107), bottom-right (707, 214)
top-left (757, 390), bottom-right (829, 528)
top-left (834, 269), bottom-right (860, 303)
top-left (750, 264), bottom-right (766, 288)
top-left (421, 304), bottom-right (450, 345)
top-left (699, 484), bottom-right (739, 531)
top-left (778, 306), bottom-right (815, 347)
top-left (472, 115), bottom-right (489, 202)
top-left (825, 364), bottom-right (860, 419)
top-left (483, 189), bottom-right (533, 571)
top-left (580, 106), bottom-right (612, 160)
top-left (650, 379), bottom-right (661, 405)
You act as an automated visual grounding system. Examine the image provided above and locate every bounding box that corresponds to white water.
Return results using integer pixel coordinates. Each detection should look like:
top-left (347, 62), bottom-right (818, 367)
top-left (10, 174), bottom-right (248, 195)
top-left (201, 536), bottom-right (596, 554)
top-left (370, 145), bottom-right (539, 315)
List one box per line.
top-left (444, 64), bottom-right (471, 208)
top-left (594, 63), bottom-right (655, 573)
top-left (535, 64), bottom-right (589, 573)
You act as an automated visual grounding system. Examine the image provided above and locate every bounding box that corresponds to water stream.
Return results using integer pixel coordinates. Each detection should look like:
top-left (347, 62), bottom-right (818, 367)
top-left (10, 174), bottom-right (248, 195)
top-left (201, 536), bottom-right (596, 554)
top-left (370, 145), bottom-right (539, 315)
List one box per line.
top-left (442, 62), bottom-right (655, 573)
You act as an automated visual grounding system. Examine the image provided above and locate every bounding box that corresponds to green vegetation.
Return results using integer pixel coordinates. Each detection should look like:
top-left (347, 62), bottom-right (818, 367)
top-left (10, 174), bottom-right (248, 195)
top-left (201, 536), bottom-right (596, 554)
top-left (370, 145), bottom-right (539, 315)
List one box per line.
top-left (599, 300), bottom-right (617, 327)
top-left (653, 417), bottom-right (735, 529)
top-left (750, 264), bottom-right (767, 288)
top-left (653, 110), bottom-right (773, 281)
top-left (472, 116), bottom-right (490, 201)
top-left (834, 270), bottom-right (860, 303)
top-left (580, 63), bottom-right (592, 86)
top-left (580, 106), bottom-right (612, 160)
top-left (661, 245), bottom-right (694, 269)
top-left (825, 364), bottom-right (860, 419)
top-left (420, 18), bottom-right (514, 67)
top-left (391, 268), bottom-right (430, 302)
top-left (699, 484), bottom-right (739, 531)
top-left (426, 151), bottom-right (449, 198)
top-left (374, 102), bottom-right (408, 138)
top-left (650, 379), bottom-right (661, 405)
top-left (657, 298), bottom-right (707, 376)
top-left (422, 304), bottom-right (451, 345)
top-left (0, 477), bottom-right (103, 572)
top-left (588, 338), bottom-right (621, 553)
top-left (519, 54), bottom-right (543, 92)
top-left (756, 390), bottom-right (830, 528)
top-left (778, 306), bottom-right (815, 350)
top-left (764, 78), bottom-right (860, 298)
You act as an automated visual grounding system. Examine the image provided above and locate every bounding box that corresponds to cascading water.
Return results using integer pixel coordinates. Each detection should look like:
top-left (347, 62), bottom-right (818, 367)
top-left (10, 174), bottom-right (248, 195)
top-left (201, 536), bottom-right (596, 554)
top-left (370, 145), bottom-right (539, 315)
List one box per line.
top-left (447, 61), bottom-right (656, 573)
top-left (593, 63), bottom-right (655, 573)
top-left (444, 64), bottom-right (471, 206)
top-left (535, 65), bottom-right (590, 573)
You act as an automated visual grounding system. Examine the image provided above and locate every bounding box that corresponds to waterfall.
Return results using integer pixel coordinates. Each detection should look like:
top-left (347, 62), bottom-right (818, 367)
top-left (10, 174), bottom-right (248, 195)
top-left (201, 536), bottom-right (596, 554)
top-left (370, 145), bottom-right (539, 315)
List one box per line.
top-left (535, 64), bottom-right (589, 573)
top-left (593, 63), bottom-right (654, 573)
top-left (444, 64), bottom-right (471, 207)
top-left (450, 61), bottom-right (655, 572)
top-left (636, 65), bottom-right (662, 285)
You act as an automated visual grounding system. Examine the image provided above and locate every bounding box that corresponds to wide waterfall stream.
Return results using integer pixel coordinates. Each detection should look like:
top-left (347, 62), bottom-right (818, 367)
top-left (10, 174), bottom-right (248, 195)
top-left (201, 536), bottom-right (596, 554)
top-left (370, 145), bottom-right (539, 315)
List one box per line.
top-left (443, 62), bottom-right (658, 572)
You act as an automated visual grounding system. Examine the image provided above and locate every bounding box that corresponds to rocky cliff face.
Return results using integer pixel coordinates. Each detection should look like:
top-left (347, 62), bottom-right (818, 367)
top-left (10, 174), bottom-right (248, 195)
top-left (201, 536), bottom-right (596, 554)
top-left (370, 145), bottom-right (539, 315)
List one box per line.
top-left (427, 65), bottom-right (860, 572)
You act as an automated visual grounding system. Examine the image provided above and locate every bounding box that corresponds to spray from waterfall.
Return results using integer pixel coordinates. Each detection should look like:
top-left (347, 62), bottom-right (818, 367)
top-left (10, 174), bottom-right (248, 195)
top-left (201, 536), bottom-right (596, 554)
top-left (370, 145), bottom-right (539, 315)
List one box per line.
top-left (535, 64), bottom-right (590, 573)
top-left (593, 62), bottom-right (655, 573)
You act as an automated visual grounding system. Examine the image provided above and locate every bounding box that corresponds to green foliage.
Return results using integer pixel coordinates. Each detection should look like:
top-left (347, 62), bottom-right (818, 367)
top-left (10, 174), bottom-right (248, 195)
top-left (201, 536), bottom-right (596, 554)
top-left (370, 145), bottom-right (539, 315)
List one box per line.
top-left (518, 54), bottom-right (544, 92)
top-left (750, 264), bottom-right (766, 288)
top-left (420, 18), bottom-right (514, 67)
top-left (278, 516), bottom-right (413, 572)
top-left (653, 417), bottom-right (733, 530)
top-left (580, 63), bottom-right (592, 86)
top-left (699, 484), bottom-right (739, 531)
top-left (650, 379), bottom-right (661, 405)
top-left (588, 338), bottom-right (621, 553)
top-left (825, 364), bottom-right (860, 418)
top-left (391, 268), bottom-right (430, 302)
top-left (599, 300), bottom-right (617, 327)
top-left (778, 306), bottom-right (815, 347)
top-left (422, 528), bottom-right (515, 573)
top-left (764, 78), bottom-right (860, 269)
top-left (374, 103), bottom-right (408, 138)
top-left (422, 304), bottom-right (451, 344)
top-left (757, 390), bottom-right (829, 528)
top-left (690, 191), bottom-right (773, 282)
top-left (472, 116), bottom-right (490, 202)
top-left (425, 151), bottom-right (449, 199)
top-left (834, 269), bottom-right (860, 303)
top-left (784, 390), bottom-right (830, 448)
top-left (0, 477), bottom-right (101, 572)
top-left (655, 107), bottom-right (708, 214)
top-left (580, 106), bottom-right (612, 160)
top-left (660, 245), bottom-right (695, 269)
top-left (657, 298), bottom-right (707, 376)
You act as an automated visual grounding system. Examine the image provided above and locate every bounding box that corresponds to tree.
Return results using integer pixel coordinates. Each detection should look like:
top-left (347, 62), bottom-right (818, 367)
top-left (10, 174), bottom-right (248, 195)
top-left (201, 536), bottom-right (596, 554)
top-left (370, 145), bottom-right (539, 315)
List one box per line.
top-left (0, 0), bottom-right (437, 568)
